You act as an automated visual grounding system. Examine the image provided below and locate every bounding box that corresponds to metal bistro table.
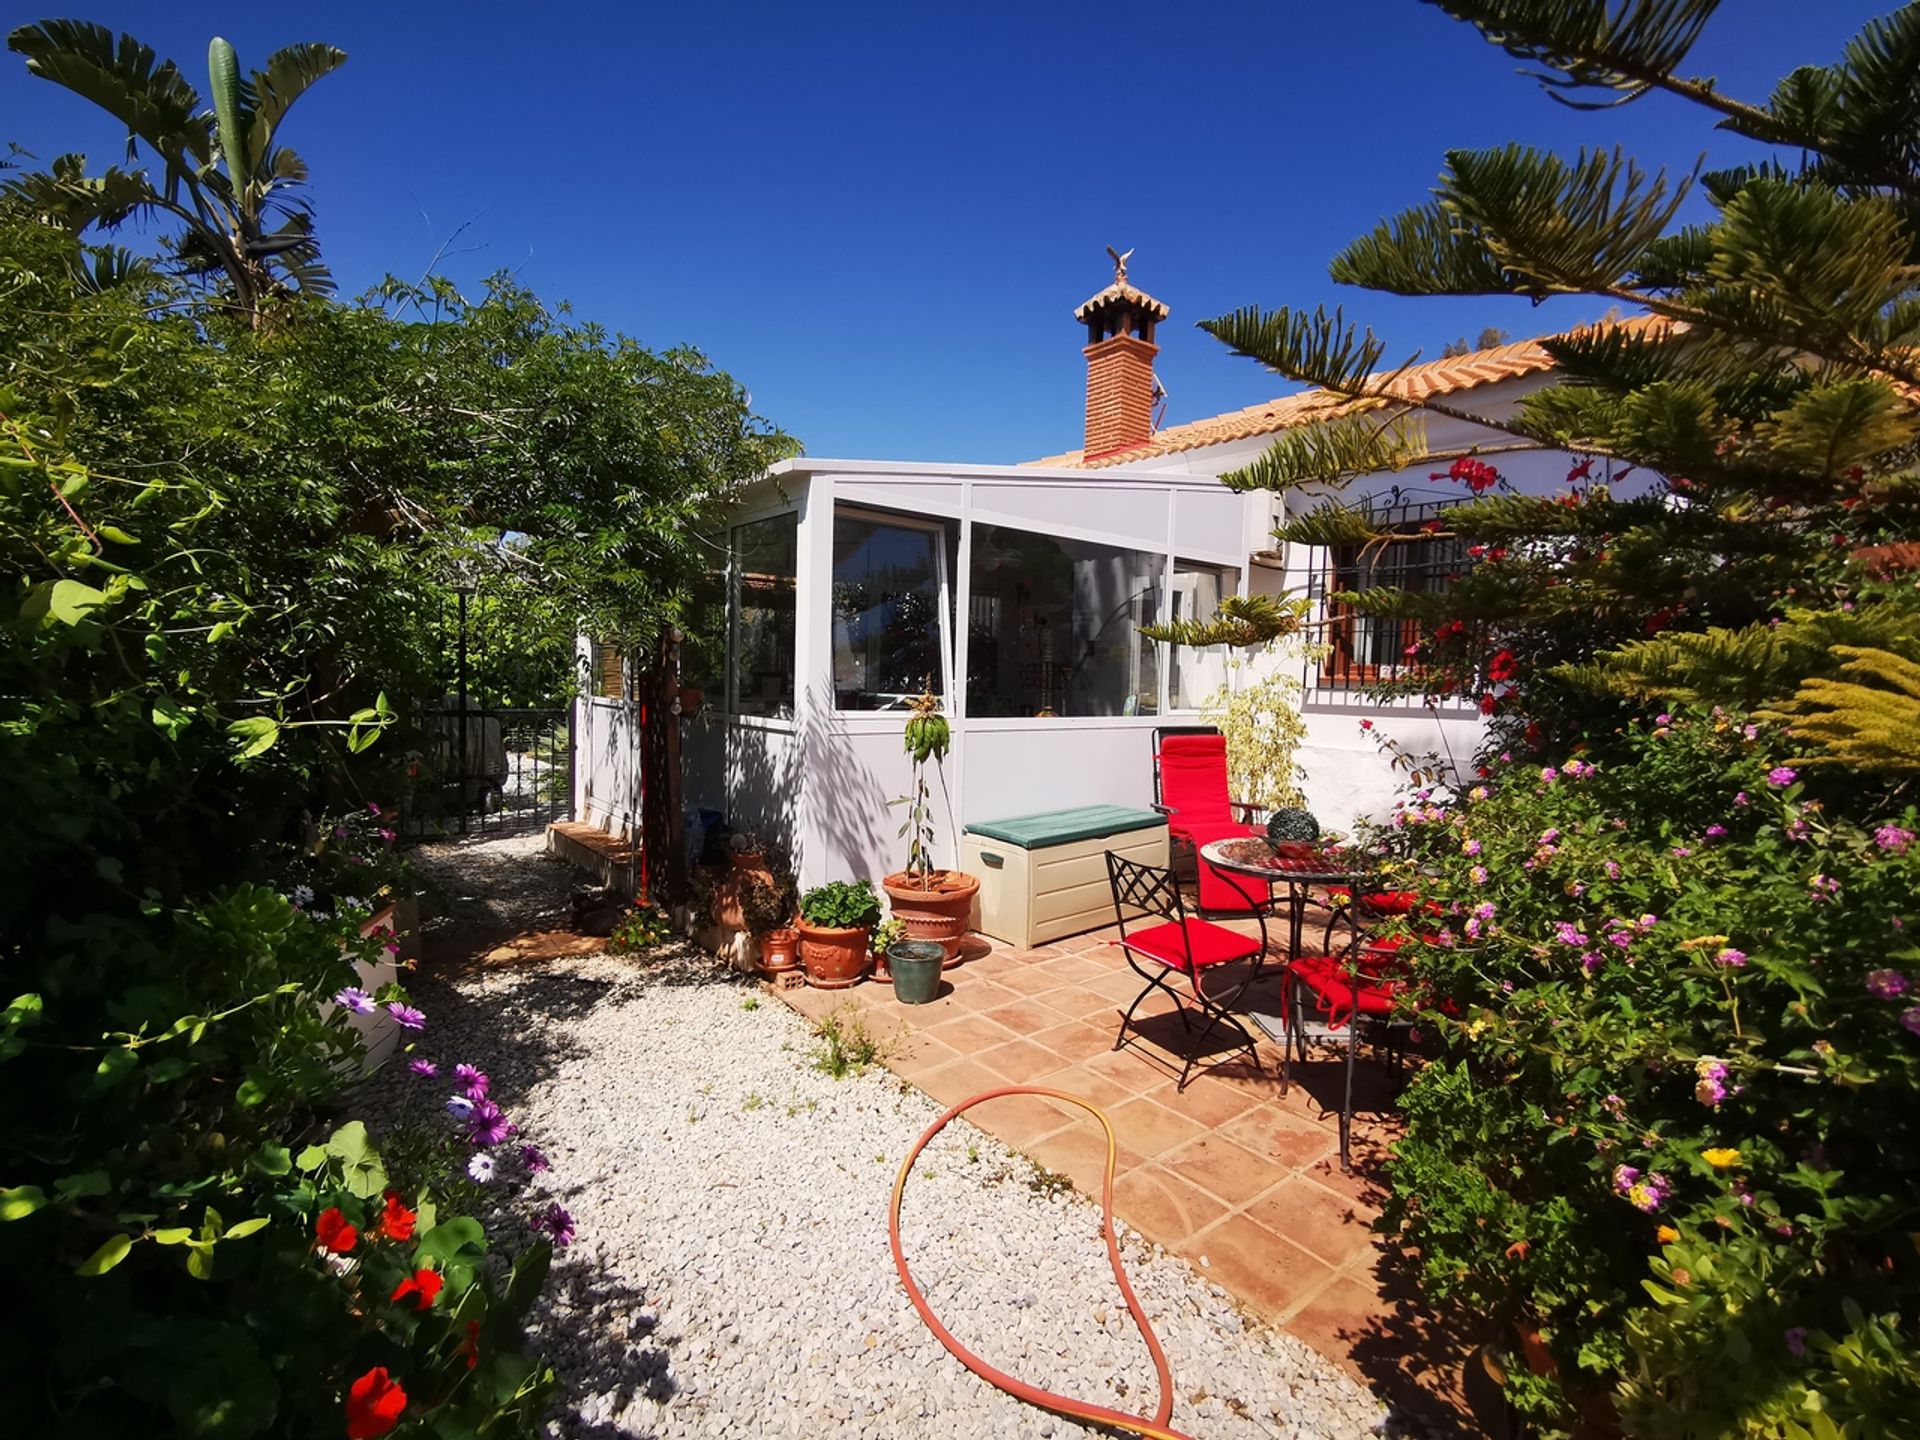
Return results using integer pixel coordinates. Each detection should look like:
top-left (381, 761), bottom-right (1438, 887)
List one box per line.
top-left (1199, 836), bottom-right (1386, 1172)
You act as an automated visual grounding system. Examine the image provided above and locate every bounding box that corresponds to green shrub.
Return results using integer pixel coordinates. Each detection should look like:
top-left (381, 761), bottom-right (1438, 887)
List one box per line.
top-left (1372, 713), bottom-right (1920, 1436)
top-left (609, 903), bottom-right (675, 952)
top-left (798, 879), bottom-right (881, 930)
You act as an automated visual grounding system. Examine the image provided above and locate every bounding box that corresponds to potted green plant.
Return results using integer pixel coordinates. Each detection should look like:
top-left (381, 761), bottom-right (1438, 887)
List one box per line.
top-left (880, 688), bottom-right (978, 963)
top-left (868, 916), bottom-right (906, 982)
top-left (795, 879), bottom-right (880, 989)
top-left (741, 864), bottom-right (799, 973)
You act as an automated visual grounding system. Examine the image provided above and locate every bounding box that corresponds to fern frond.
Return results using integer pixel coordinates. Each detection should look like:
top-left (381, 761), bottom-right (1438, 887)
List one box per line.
top-left (1198, 305), bottom-right (1397, 394)
top-left (1220, 412), bottom-right (1427, 494)
top-left (1422, 0), bottom-right (1721, 108)
top-left (1330, 201), bottom-right (1517, 296)
top-left (1442, 144), bottom-right (1695, 295)
top-left (1140, 594), bottom-right (1312, 649)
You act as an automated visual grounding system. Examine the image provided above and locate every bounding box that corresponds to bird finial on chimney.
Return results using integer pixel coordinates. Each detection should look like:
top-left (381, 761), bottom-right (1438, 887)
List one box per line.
top-left (1105, 244), bottom-right (1134, 285)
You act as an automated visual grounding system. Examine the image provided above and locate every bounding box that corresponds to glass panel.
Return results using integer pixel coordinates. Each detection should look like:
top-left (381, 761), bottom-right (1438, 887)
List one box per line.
top-left (732, 513), bottom-right (797, 718)
top-left (679, 553), bottom-right (728, 693)
top-left (1169, 560), bottom-right (1240, 710)
top-left (832, 512), bottom-right (943, 710)
top-left (966, 522), bottom-right (1161, 718)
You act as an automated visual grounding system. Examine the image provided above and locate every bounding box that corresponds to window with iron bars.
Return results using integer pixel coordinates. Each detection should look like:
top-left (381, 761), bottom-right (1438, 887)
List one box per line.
top-left (1299, 496), bottom-right (1470, 697)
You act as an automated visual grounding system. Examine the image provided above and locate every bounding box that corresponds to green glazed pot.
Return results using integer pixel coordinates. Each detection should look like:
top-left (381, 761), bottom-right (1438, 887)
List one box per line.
top-left (888, 940), bottom-right (945, 1004)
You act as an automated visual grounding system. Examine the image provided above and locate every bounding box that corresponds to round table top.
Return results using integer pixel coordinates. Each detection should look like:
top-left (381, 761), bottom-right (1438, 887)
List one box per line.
top-left (1198, 836), bottom-right (1377, 886)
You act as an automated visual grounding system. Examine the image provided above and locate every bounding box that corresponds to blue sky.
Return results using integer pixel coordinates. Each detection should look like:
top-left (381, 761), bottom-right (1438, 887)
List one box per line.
top-left (0, 1), bottom-right (1890, 462)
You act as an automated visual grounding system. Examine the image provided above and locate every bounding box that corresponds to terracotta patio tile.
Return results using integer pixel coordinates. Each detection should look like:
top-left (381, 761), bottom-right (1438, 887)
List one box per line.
top-left (948, 977), bottom-right (1024, 1011)
top-left (1277, 1275), bottom-right (1379, 1378)
top-left (1032, 985), bottom-right (1120, 1022)
top-left (888, 1033), bottom-right (961, 1080)
top-left (1143, 1073), bottom-right (1263, 1129)
top-left (976, 1036), bottom-right (1066, 1084)
top-left (1161, 1133), bottom-right (1293, 1209)
top-left (1031, 1019), bottom-right (1120, 1066)
top-left (913, 1056), bottom-right (1006, 1110)
top-left (1004, 945), bottom-right (1066, 963)
top-left (963, 1090), bottom-right (1078, 1148)
top-left (983, 998), bottom-right (1068, 1037)
top-left (922, 1011), bottom-right (1019, 1054)
top-left (1087, 968), bottom-right (1150, 1005)
top-left (1081, 1039), bottom-right (1181, 1093)
top-left (1023, 1119), bottom-right (1147, 1197)
top-left (1033, 954), bottom-right (1115, 985)
top-left (1179, 1214), bottom-right (1336, 1322)
top-left (1111, 1164), bottom-right (1229, 1247)
top-left (1103, 1095), bottom-right (1211, 1160)
top-left (1057, 931), bottom-right (1120, 954)
top-left (989, 963), bottom-right (1073, 997)
top-left (1219, 1104), bottom-right (1340, 1172)
top-left (1244, 1176), bottom-right (1382, 1269)
top-left (1024, 1060), bottom-right (1138, 1111)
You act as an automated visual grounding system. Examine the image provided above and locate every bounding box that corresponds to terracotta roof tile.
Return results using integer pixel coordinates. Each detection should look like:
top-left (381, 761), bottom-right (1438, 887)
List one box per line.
top-left (1027, 316), bottom-right (1665, 469)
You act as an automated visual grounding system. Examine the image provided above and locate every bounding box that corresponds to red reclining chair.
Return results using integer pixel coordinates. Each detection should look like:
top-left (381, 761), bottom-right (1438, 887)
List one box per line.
top-left (1105, 850), bottom-right (1270, 1091)
top-left (1151, 729), bottom-right (1275, 919)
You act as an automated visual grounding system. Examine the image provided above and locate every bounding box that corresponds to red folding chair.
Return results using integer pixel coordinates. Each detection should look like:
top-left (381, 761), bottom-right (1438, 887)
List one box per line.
top-left (1105, 850), bottom-right (1270, 1091)
top-left (1151, 729), bottom-right (1276, 920)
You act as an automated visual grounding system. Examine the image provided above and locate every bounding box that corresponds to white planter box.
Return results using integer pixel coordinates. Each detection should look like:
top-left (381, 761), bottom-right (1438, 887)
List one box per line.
top-left (962, 807), bottom-right (1168, 948)
top-left (328, 904), bottom-right (401, 1072)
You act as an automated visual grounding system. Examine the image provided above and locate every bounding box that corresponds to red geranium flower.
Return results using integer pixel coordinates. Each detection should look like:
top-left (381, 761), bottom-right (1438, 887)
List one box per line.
top-left (458, 1319), bottom-right (481, 1370)
top-left (346, 1367), bottom-right (406, 1439)
top-left (1487, 649), bottom-right (1518, 683)
top-left (1479, 693), bottom-right (1498, 715)
top-left (315, 1207), bottom-right (359, 1254)
top-left (390, 1267), bottom-right (443, 1311)
top-left (376, 1190), bottom-right (417, 1243)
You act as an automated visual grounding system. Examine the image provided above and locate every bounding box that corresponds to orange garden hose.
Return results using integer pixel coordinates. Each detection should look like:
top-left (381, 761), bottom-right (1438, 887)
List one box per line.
top-left (888, 1086), bottom-right (1199, 1440)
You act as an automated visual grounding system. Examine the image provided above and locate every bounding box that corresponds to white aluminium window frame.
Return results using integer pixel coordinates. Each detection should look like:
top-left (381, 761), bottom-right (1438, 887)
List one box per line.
top-left (828, 503), bottom-right (955, 717)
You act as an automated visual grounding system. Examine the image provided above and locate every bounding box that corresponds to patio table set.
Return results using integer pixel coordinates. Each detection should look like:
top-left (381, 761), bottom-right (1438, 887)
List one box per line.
top-left (1097, 731), bottom-right (1420, 1172)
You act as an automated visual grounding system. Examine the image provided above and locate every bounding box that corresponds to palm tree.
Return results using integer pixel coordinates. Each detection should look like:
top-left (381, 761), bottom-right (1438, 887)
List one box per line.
top-left (5, 21), bottom-right (346, 317)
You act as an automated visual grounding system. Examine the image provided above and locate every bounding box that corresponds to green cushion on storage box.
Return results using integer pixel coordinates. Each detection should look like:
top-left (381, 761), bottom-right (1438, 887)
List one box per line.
top-left (964, 805), bottom-right (1166, 851)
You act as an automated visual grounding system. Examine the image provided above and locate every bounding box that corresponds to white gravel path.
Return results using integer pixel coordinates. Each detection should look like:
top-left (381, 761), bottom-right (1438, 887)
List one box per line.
top-left (394, 837), bottom-right (1400, 1439)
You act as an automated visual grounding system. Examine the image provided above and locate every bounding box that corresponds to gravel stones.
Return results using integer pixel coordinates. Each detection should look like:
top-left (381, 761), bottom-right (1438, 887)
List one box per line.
top-left (387, 836), bottom-right (1399, 1438)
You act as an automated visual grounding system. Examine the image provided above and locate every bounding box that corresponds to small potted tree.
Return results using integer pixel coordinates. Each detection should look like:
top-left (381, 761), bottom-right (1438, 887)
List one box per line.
top-left (880, 688), bottom-right (978, 964)
top-left (795, 879), bottom-right (881, 989)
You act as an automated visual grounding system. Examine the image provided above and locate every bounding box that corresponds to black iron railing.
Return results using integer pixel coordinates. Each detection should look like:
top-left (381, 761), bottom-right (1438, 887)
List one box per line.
top-left (397, 705), bottom-right (573, 840)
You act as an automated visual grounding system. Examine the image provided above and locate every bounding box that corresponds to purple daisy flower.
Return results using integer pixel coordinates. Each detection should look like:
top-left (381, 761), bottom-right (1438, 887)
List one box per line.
top-left (333, 986), bottom-right (376, 1015)
top-left (468, 1153), bottom-right (496, 1183)
top-left (461, 1068), bottom-right (490, 1100)
top-left (1902, 1006), bottom-right (1920, 1037)
top-left (467, 1099), bottom-right (514, 1147)
top-left (385, 1002), bottom-right (426, 1031)
top-left (533, 1203), bottom-right (575, 1247)
top-left (367, 801), bottom-right (382, 816)
top-left (408, 1058), bottom-right (439, 1078)
top-left (445, 1095), bottom-right (474, 1119)
top-left (520, 1144), bottom-right (550, 1174)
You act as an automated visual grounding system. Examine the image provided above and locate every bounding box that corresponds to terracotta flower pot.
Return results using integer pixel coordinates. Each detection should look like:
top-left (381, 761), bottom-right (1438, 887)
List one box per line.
top-left (758, 927), bottom-right (799, 972)
top-left (729, 850), bottom-right (768, 874)
top-left (881, 870), bottom-right (980, 965)
top-left (796, 920), bottom-right (871, 989)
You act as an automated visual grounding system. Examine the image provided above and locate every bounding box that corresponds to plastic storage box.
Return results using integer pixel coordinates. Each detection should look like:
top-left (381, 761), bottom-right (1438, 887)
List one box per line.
top-left (961, 805), bottom-right (1169, 948)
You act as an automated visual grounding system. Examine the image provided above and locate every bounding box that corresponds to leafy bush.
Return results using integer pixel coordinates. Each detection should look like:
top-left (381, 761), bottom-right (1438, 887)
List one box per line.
top-left (1371, 714), bottom-right (1920, 1435)
top-left (799, 880), bottom-right (882, 931)
top-left (609, 904), bottom-right (675, 953)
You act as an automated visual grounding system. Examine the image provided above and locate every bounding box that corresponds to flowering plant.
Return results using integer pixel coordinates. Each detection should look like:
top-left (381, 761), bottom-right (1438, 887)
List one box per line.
top-left (1371, 712), bottom-right (1920, 1435)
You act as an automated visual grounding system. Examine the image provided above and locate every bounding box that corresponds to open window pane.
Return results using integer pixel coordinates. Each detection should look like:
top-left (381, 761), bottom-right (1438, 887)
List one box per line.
top-left (832, 512), bottom-right (944, 710)
top-left (966, 522), bottom-right (1160, 717)
top-left (732, 513), bottom-right (797, 718)
top-left (1169, 559), bottom-right (1239, 710)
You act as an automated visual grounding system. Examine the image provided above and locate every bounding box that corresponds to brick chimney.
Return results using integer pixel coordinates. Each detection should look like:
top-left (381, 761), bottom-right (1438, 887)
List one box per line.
top-left (1076, 248), bottom-right (1168, 459)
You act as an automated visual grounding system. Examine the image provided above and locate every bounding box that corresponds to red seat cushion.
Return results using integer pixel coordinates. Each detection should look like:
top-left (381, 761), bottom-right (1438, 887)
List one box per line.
top-left (1290, 955), bottom-right (1402, 1024)
top-left (1327, 887), bottom-right (1425, 915)
top-left (1123, 918), bottom-right (1262, 973)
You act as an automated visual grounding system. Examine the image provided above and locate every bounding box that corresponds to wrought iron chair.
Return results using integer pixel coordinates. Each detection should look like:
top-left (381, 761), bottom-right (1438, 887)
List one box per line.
top-left (1104, 850), bottom-right (1270, 1092)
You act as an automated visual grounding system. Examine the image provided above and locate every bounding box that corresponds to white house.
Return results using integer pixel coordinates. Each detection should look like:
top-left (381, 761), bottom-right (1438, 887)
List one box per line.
top-left (571, 261), bottom-right (1645, 894)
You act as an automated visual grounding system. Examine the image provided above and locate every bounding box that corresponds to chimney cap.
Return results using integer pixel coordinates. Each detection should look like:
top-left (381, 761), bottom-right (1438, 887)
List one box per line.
top-left (1074, 244), bottom-right (1168, 322)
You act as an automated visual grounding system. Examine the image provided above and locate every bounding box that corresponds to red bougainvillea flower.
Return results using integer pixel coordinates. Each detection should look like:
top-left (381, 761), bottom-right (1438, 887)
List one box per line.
top-left (458, 1320), bottom-right (481, 1370)
top-left (315, 1207), bottom-right (359, 1254)
top-left (345, 1367), bottom-right (407, 1439)
top-left (376, 1190), bottom-right (417, 1243)
top-left (390, 1267), bottom-right (443, 1311)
